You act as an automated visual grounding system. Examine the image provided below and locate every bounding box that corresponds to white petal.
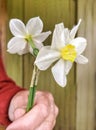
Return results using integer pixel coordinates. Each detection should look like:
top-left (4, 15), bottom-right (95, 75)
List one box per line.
top-left (9, 19), bottom-right (26, 37)
top-left (7, 37), bottom-right (27, 55)
top-left (26, 17), bottom-right (43, 35)
top-left (64, 28), bottom-right (70, 43)
top-left (51, 23), bottom-right (65, 50)
top-left (18, 45), bottom-right (29, 55)
top-left (71, 37), bottom-right (87, 55)
top-left (33, 31), bottom-right (51, 42)
top-left (70, 19), bottom-right (82, 39)
top-left (65, 61), bottom-right (73, 75)
top-left (35, 46), bottom-right (60, 70)
top-left (75, 55), bottom-right (88, 64)
top-left (33, 40), bottom-right (43, 50)
top-left (29, 45), bottom-right (33, 54)
top-left (51, 59), bottom-right (67, 87)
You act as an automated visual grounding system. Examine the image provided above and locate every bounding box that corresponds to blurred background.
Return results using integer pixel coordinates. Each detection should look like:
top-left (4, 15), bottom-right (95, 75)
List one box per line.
top-left (0, 0), bottom-right (96, 130)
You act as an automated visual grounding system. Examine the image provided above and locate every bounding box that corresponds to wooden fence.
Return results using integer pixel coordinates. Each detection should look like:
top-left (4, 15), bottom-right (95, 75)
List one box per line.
top-left (0, 0), bottom-right (95, 130)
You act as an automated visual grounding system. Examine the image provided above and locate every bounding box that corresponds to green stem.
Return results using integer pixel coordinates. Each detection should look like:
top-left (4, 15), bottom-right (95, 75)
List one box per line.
top-left (26, 85), bottom-right (36, 112)
top-left (26, 37), bottom-right (39, 112)
top-left (26, 65), bottom-right (40, 112)
top-left (27, 37), bottom-right (39, 57)
top-left (27, 36), bottom-right (36, 49)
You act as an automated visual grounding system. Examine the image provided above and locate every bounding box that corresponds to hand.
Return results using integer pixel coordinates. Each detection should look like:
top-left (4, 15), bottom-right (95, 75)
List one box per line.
top-left (6, 90), bottom-right (58, 130)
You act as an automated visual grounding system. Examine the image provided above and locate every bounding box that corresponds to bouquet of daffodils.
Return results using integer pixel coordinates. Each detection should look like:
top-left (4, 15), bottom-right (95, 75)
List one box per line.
top-left (7, 17), bottom-right (88, 112)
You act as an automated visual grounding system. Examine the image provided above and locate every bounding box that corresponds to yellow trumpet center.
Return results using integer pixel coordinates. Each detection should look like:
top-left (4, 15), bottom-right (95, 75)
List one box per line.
top-left (25, 35), bottom-right (32, 41)
top-left (60, 44), bottom-right (77, 62)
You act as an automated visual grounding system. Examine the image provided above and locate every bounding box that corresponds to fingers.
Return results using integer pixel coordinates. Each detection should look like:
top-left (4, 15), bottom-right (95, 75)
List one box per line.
top-left (14, 108), bottom-right (26, 120)
top-left (6, 92), bottom-right (51, 130)
top-left (35, 92), bottom-right (59, 130)
top-left (35, 99), bottom-right (59, 130)
top-left (7, 91), bottom-right (59, 130)
top-left (8, 90), bottom-right (29, 121)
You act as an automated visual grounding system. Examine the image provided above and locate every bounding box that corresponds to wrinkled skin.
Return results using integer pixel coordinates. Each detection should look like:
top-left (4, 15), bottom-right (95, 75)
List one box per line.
top-left (6, 90), bottom-right (59, 130)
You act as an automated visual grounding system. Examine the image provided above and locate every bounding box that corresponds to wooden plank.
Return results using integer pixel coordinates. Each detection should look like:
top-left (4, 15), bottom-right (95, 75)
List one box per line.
top-left (0, 0), bottom-right (7, 60)
top-left (24, 0), bottom-right (77, 130)
top-left (77, 0), bottom-right (96, 130)
top-left (5, 0), bottom-right (24, 86)
top-left (0, 126), bottom-right (5, 130)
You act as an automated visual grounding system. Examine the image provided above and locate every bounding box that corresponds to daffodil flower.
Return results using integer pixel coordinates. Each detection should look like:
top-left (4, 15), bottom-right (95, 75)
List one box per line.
top-left (7, 17), bottom-right (51, 55)
top-left (35, 19), bottom-right (88, 87)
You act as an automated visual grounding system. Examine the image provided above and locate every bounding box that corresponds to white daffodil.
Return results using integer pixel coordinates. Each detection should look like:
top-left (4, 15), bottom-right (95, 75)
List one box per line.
top-left (35, 19), bottom-right (88, 87)
top-left (7, 17), bottom-right (51, 55)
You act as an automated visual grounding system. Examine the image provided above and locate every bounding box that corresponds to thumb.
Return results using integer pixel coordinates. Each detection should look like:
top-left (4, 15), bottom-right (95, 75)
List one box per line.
top-left (14, 108), bottom-right (26, 120)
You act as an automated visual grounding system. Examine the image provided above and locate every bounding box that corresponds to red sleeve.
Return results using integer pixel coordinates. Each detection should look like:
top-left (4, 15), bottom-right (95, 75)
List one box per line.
top-left (0, 56), bottom-right (24, 126)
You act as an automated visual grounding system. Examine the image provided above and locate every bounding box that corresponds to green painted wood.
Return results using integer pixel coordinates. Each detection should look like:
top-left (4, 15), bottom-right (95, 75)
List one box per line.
top-left (77, 0), bottom-right (96, 130)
